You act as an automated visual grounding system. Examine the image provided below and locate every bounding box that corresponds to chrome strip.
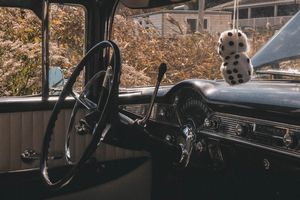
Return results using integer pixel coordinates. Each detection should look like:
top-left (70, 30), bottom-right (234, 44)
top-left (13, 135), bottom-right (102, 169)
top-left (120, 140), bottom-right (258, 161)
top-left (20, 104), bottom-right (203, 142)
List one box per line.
top-left (201, 112), bottom-right (300, 158)
top-left (214, 112), bottom-right (300, 131)
top-left (201, 130), bottom-right (300, 159)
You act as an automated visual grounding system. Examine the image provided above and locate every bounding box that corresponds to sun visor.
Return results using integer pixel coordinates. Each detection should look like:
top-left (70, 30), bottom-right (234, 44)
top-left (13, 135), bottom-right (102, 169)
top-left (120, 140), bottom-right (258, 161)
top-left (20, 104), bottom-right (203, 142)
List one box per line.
top-left (252, 11), bottom-right (300, 68)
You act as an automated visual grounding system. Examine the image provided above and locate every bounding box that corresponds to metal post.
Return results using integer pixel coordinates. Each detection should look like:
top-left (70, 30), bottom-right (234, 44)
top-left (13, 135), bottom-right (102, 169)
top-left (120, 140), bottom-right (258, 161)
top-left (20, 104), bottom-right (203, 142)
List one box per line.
top-left (161, 13), bottom-right (165, 37)
top-left (42, 0), bottom-right (50, 100)
top-left (197, 0), bottom-right (205, 32)
top-left (248, 7), bottom-right (251, 19)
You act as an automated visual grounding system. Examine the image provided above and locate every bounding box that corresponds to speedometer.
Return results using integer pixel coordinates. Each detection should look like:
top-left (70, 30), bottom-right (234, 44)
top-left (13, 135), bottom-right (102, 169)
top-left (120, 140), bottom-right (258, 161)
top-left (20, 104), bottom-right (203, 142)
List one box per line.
top-left (174, 88), bottom-right (210, 128)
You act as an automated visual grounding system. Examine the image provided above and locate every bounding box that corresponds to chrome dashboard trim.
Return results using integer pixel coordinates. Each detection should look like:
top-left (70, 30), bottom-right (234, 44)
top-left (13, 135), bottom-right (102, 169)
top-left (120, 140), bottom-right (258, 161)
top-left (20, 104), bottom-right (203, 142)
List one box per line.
top-left (201, 112), bottom-right (300, 159)
top-left (213, 112), bottom-right (300, 131)
top-left (200, 130), bottom-right (300, 160)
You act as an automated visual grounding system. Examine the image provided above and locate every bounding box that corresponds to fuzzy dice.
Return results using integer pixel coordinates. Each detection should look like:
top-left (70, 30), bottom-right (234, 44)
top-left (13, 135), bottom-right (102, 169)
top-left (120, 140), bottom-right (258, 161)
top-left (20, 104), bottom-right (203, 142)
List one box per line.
top-left (218, 29), bottom-right (253, 85)
top-left (220, 53), bottom-right (253, 85)
top-left (218, 30), bottom-right (248, 57)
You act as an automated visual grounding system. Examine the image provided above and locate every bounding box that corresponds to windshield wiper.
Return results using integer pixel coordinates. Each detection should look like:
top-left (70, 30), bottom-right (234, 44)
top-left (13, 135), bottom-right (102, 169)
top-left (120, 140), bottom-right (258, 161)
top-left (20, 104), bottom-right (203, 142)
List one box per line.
top-left (255, 69), bottom-right (300, 78)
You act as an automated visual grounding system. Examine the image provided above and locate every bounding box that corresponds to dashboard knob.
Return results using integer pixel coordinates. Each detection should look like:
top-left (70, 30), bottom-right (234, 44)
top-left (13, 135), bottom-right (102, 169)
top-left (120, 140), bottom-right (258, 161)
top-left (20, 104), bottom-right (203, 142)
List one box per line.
top-left (283, 132), bottom-right (294, 147)
top-left (204, 118), bottom-right (212, 128)
top-left (235, 123), bottom-right (249, 136)
top-left (203, 118), bottom-right (220, 130)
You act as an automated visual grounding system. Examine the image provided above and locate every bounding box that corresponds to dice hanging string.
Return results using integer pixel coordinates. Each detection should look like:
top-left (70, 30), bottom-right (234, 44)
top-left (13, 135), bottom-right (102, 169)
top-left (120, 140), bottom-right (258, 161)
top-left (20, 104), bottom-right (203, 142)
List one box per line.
top-left (233, 0), bottom-right (240, 52)
top-left (232, 0), bottom-right (237, 31)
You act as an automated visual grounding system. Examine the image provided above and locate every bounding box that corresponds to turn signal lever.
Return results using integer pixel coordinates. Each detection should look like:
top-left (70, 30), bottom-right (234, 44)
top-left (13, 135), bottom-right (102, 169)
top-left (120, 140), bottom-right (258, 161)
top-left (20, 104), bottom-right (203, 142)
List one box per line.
top-left (137, 63), bottom-right (167, 126)
top-left (115, 63), bottom-right (182, 162)
top-left (135, 63), bottom-right (195, 167)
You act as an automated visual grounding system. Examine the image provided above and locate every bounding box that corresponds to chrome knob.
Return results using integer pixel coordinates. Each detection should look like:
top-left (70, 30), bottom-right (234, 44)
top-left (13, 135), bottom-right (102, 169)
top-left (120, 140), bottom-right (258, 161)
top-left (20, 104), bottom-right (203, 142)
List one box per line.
top-left (263, 158), bottom-right (271, 170)
top-left (203, 118), bottom-right (220, 130)
top-left (283, 132), bottom-right (294, 147)
top-left (204, 118), bottom-right (212, 128)
top-left (165, 134), bottom-right (172, 142)
top-left (195, 141), bottom-right (205, 153)
top-left (235, 123), bottom-right (249, 136)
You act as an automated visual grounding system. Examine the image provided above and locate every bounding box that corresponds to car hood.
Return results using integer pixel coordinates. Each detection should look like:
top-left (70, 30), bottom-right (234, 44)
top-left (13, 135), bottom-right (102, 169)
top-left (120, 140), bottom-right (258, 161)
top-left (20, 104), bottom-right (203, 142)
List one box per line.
top-left (252, 11), bottom-right (300, 69)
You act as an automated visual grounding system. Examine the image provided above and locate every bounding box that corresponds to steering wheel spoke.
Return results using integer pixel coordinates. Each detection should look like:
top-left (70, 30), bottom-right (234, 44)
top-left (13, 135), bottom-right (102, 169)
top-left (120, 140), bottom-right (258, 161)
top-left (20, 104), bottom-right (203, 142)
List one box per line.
top-left (70, 90), bottom-right (97, 111)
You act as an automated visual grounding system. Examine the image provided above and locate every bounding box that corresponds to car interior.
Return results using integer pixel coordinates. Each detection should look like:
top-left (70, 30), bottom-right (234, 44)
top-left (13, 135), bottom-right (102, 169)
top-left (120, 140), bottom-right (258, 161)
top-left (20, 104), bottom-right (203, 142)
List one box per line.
top-left (0, 0), bottom-right (300, 199)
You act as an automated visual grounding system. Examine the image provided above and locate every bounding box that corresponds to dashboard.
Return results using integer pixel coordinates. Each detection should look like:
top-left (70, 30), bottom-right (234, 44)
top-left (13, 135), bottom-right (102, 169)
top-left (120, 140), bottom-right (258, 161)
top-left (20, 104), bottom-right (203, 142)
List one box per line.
top-left (119, 79), bottom-right (300, 172)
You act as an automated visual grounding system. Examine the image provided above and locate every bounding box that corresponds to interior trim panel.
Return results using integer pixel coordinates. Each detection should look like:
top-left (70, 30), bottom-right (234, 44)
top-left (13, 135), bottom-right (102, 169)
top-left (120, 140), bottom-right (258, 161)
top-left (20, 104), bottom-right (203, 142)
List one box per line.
top-left (0, 109), bottom-right (148, 172)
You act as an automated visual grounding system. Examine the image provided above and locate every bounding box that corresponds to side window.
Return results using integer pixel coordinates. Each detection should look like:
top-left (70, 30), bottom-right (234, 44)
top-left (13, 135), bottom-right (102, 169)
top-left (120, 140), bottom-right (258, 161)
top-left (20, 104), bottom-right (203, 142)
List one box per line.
top-left (0, 5), bottom-right (86, 97)
top-left (49, 4), bottom-right (86, 94)
top-left (0, 8), bottom-right (42, 96)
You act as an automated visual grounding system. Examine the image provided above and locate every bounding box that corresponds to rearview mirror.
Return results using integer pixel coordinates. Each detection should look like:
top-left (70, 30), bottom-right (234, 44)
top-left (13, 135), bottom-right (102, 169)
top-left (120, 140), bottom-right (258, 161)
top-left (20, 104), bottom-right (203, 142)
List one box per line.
top-left (49, 66), bottom-right (64, 93)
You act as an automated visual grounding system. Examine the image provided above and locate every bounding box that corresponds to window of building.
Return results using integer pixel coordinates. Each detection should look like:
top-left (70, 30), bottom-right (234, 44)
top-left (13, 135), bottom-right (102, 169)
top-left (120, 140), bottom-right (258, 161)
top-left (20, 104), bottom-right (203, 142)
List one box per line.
top-left (187, 18), bottom-right (197, 33)
top-left (239, 8), bottom-right (248, 19)
top-left (251, 6), bottom-right (274, 18)
top-left (278, 4), bottom-right (298, 16)
top-left (204, 19), bottom-right (208, 29)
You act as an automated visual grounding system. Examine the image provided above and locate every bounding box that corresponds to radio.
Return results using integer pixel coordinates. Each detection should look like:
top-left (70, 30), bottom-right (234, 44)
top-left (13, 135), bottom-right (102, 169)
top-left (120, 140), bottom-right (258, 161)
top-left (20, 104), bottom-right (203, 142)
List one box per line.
top-left (251, 124), bottom-right (298, 148)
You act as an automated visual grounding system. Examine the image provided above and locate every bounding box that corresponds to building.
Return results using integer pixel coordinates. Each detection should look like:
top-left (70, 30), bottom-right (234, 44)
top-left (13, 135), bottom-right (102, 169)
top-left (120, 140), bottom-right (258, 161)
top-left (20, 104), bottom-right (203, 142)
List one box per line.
top-left (208, 0), bottom-right (300, 30)
top-left (133, 9), bottom-right (232, 36)
top-left (133, 0), bottom-right (300, 36)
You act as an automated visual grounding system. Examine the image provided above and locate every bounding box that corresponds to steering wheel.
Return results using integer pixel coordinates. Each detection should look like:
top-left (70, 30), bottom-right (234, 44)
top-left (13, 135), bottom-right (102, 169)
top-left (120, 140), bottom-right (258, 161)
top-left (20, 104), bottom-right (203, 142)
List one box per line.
top-left (40, 40), bottom-right (121, 189)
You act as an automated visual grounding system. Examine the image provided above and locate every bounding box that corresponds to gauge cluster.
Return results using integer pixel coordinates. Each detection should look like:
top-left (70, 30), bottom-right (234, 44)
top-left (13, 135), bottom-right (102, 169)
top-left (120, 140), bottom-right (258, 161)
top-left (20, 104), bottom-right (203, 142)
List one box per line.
top-left (173, 88), bottom-right (210, 129)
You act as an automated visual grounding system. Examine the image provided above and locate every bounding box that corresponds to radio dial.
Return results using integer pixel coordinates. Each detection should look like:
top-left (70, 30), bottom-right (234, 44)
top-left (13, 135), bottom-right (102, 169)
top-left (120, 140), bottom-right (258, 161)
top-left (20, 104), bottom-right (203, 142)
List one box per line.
top-left (204, 118), bottom-right (212, 128)
top-left (204, 118), bottom-right (220, 130)
top-left (235, 123), bottom-right (250, 136)
top-left (283, 132), bottom-right (295, 148)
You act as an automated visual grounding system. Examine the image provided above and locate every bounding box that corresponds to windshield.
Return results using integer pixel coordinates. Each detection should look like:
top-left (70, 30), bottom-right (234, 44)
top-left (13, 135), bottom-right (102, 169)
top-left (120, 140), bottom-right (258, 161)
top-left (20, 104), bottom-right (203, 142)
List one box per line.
top-left (252, 11), bottom-right (300, 68)
top-left (113, 0), bottom-right (300, 88)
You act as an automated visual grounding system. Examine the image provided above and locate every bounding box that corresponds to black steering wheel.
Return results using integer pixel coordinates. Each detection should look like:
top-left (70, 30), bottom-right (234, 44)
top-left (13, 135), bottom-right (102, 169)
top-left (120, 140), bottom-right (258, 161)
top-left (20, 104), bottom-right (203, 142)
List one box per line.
top-left (40, 40), bottom-right (121, 189)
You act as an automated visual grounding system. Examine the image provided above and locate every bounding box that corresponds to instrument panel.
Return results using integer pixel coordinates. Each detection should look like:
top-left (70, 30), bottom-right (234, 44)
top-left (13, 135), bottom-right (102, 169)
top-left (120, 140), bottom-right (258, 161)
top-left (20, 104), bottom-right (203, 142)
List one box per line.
top-left (120, 102), bottom-right (300, 169)
top-left (118, 79), bottom-right (300, 183)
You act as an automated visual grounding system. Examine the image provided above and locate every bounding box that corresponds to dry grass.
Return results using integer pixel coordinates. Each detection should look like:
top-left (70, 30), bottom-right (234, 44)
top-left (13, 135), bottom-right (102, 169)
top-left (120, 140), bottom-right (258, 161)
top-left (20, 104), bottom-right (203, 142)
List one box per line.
top-left (0, 6), bottom-right (276, 95)
top-left (113, 14), bottom-right (223, 87)
top-left (113, 6), bottom-right (277, 87)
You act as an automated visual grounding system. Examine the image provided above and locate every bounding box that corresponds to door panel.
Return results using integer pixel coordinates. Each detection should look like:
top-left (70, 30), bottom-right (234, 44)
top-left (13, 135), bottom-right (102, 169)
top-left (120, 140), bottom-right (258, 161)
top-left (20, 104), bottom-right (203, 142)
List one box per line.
top-left (0, 109), bottom-right (148, 171)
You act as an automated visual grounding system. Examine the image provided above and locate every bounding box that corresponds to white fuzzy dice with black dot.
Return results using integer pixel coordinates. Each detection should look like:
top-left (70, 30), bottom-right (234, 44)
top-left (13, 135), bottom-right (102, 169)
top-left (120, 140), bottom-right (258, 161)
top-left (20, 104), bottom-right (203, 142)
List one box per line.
top-left (220, 53), bottom-right (253, 85)
top-left (218, 30), bottom-right (248, 58)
